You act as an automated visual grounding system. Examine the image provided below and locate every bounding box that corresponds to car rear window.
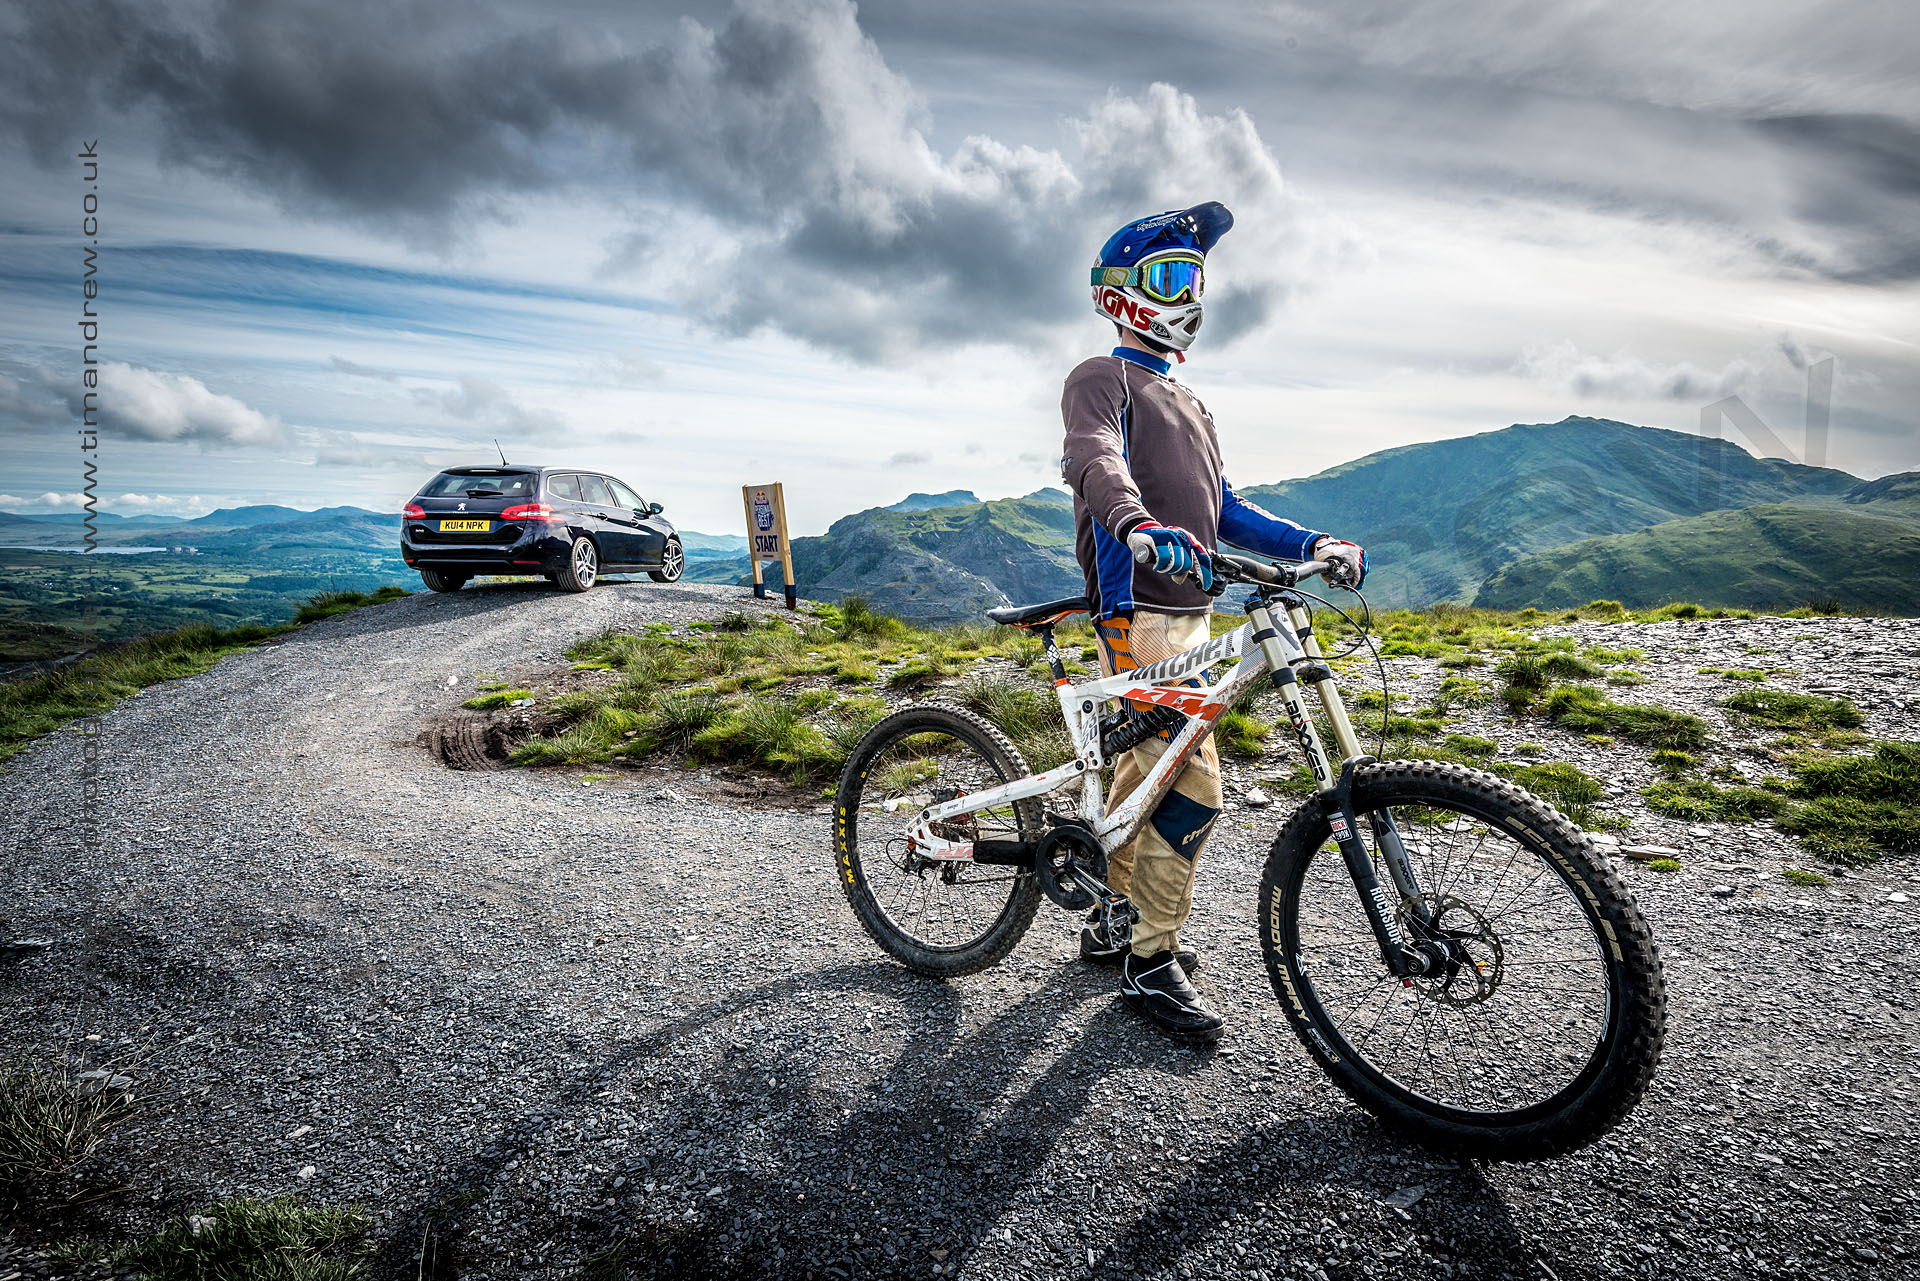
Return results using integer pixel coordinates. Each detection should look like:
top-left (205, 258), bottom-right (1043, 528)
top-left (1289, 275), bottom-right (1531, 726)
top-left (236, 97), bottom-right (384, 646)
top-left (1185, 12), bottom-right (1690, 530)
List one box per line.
top-left (419, 470), bottom-right (536, 499)
top-left (547, 474), bottom-right (581, 501)
top-left (578, 475), bottom-right (615, 506)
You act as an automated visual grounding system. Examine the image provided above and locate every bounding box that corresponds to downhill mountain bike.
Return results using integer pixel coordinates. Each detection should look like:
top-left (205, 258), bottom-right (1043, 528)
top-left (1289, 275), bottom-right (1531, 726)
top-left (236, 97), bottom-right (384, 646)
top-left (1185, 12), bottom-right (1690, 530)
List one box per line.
top-left (833, 552), bottom-right (1666, 1159)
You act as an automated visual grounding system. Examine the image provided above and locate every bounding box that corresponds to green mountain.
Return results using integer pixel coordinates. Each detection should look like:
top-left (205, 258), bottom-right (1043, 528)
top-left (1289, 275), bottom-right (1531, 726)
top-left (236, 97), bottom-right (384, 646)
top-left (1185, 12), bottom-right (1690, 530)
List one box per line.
top-left (1473, 473), bottom-right (1920, 613)
top-left (766, 417), bottom-right (1866, 621)
top-left (1236, 417), bottom-right (1857, 608)
top-left (887, 489), bottom-right (981, 512)
top-left (778, 496), bottom-right (1085, 621)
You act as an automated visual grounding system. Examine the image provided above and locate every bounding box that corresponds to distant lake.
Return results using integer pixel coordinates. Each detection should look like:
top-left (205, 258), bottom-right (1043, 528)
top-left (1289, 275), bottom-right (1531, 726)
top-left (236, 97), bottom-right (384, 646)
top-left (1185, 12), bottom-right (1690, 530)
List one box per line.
top-left (0, 545), bottom-right (172, 554)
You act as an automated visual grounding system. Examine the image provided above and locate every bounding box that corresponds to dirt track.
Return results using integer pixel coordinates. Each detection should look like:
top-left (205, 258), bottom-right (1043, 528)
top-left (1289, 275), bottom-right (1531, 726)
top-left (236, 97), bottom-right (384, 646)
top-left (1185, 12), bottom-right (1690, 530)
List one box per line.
top-left (3, 582), bottom-right (1917, 1280)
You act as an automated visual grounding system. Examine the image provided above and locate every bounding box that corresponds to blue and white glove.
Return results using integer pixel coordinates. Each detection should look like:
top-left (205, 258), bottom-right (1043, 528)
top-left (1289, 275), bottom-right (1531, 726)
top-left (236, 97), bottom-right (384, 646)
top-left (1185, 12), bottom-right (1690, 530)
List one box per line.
top-left (1127, 522), bottom-right (1214, 592)
top-left (1314, 537), bottom-right (1369, 588)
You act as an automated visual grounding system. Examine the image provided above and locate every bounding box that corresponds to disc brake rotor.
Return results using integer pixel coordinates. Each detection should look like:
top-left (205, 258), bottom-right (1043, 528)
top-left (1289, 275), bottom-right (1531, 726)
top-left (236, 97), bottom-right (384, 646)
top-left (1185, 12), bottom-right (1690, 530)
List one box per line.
top-left (1397, 893), bottom-right (1504, 1006)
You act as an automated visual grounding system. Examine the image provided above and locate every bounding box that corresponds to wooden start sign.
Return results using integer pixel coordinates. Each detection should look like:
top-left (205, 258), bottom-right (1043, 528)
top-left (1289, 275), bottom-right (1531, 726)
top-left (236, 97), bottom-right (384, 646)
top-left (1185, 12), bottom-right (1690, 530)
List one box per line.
top-left (742, 482), bottom-right (797, 609)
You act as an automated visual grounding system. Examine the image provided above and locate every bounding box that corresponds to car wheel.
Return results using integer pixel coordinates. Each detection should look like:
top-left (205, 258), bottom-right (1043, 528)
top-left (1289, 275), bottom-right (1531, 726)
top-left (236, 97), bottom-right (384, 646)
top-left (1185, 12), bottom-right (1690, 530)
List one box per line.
top-left (557, 536), bottom-right (598, 593)
top-left (648, 536), bottom-right (684, 583)
top-left (420, 569), bottom-right (467, 593)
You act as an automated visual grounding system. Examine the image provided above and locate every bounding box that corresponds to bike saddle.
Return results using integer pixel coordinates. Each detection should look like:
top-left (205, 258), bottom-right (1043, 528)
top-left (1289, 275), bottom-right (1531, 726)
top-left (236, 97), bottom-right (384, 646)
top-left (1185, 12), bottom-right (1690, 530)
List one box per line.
top-left (985, 596), bottom-right (1090, 628)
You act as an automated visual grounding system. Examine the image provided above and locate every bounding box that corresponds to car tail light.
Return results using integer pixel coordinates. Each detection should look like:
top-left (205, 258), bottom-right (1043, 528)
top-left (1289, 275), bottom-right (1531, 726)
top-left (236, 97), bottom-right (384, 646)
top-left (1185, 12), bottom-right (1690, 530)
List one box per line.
top-left (500, 502), bottom-right (557, 522)
top-left (403, 503), bottom-right (425, 519)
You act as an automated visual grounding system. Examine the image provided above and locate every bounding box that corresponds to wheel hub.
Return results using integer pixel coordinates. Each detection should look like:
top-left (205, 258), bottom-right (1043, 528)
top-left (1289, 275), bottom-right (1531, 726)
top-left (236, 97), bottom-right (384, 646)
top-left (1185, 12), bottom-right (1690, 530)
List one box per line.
top-left (1397, 893), bottom-right (1504, 1006)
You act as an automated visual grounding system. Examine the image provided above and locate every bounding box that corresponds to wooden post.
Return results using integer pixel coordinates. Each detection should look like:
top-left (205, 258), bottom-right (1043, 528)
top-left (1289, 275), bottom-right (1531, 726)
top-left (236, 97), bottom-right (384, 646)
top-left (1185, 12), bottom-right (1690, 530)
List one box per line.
top-left (742, 482), bottom-right (797, 609)
top-left (770, 483), bottom-right (797, 609)
top-left (741, 485), bottom-right (766, 599)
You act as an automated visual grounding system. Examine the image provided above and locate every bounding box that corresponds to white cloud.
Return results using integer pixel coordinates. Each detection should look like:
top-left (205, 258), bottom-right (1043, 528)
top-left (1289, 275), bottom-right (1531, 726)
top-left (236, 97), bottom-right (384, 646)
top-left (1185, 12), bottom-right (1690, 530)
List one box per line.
top-left (1518, 341), bottom-right (1755, 402)
top-left (0, 491), bottom-right (91, 510)
top-left (112, 492), bottom-right (211, 513)
top-left (413, 375), bottom-right (569, 441)
top-left (99, 363), bottom-right (288, 446)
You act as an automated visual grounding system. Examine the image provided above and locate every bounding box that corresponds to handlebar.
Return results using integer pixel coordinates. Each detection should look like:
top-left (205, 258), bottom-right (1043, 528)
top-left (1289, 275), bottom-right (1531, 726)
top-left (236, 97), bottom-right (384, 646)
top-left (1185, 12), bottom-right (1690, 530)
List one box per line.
top-left (1212, 552), bottom-right (1339, 591)
top-left (1129, 541), bottom-right (1349, 592)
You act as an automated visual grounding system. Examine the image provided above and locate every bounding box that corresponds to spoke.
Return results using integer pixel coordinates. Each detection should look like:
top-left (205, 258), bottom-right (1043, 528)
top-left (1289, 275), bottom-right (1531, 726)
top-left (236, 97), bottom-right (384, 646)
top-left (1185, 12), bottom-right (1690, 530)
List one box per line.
top-left (1291, 793), bottom-right (1617, 1115)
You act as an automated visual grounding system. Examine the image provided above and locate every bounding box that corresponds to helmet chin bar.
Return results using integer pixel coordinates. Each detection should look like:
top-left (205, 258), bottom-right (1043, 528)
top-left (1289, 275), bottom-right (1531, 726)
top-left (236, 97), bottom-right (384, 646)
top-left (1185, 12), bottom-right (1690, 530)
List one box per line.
top-left (1093, 283), bottom-right (1203, 353)
top-left (1116, 322), bottom-right (1176, 355)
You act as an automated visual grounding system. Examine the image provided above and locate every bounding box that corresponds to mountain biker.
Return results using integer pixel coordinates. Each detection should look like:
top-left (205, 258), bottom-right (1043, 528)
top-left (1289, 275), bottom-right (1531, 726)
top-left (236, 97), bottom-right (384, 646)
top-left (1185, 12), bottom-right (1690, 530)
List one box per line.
top-left (1061, 201), bottom-right (1369, 1044)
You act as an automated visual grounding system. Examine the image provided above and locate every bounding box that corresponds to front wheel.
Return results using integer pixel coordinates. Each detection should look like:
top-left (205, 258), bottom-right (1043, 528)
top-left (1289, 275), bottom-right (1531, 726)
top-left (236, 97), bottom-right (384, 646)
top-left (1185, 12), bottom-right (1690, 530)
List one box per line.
top-left (1260, 760), bottom-right (1665, 1160)
top-left (648, 536), bottom-right (684, 583)
top-left (834, 704), bottom-right (1043, 977)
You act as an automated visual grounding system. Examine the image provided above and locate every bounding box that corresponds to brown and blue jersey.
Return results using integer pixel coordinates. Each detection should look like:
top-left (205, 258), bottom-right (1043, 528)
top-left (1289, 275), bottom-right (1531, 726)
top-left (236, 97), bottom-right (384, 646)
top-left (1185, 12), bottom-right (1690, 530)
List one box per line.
top-left (1061, 347), bottom-right (1323, 619)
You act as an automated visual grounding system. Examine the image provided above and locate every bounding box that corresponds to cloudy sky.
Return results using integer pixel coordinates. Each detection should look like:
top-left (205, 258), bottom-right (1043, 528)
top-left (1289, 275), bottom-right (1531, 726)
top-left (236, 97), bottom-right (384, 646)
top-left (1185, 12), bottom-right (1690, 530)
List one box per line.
top-left (2, 0), bottom-right (1915, 535)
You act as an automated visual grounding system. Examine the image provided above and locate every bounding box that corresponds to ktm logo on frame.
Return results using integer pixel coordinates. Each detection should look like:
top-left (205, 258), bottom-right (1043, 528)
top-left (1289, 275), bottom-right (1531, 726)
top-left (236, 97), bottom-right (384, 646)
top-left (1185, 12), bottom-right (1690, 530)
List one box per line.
top-left (1124, 686), bottom-right (1214, 717)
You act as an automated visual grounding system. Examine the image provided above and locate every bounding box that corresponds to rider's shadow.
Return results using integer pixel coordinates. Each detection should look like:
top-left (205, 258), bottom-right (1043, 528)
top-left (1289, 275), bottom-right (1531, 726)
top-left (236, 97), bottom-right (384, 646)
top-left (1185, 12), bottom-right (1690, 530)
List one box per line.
top-left (385, 958), bottom-right (1528, 1279)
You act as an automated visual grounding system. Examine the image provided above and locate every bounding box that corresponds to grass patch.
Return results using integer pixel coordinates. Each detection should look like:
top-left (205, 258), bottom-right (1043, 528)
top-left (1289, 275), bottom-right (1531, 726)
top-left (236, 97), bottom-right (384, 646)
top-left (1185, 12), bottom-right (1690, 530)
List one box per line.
top-left (1495, 653), bottom-right (1553, 711)
top-left (0, 1055), bottom-right (138, 1187)
top-left (687, 694), bottom-right (839, 785)
top-left (1440, 733), bottom-right (1498, 759)
top-left (1432, 676), bottom-right (1487, 714)
top-left (887, 651), bottom-right (953, 690)
top-left (1582, 644), bottom-right (1643, 664)
top-left (1650, 749), bottom-right (1697, 778)
top-left (1773, 742), bottom-right (1920, 864)
top-left (1215, 708), bottom-right (1273, 760)
top-left (1642, 778), bottom-right (1787, 823)
top-left (1783, 867), bottom-right (1830, 888)
top-left (460, 688), bottom-right (531, 711)
top-left (1646, 857), bottom-right (1683, 873)
top-left (1698, 667), bottom-right (1768, 682)
top-left (1606, 669), bottom-right (1651, 686)
top-left (1541, 685), bottom-right (1709, 749)
top-left (114, 1195), bottom-right (374, 1280)
top-left (954, 673), bottom-right (1072, 771)
top-left (1488, 759), bottom-right (1608, 828)
top-left (291, 584), bottom-right (409, 623)
top-left (1723, 688), bottom-right (1863, 733)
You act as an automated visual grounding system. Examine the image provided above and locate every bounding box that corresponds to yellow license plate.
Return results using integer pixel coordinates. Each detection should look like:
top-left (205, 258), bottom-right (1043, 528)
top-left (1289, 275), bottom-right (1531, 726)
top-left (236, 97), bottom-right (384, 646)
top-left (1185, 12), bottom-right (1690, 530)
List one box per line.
top-left (439, 519), bottom-right (490, 532)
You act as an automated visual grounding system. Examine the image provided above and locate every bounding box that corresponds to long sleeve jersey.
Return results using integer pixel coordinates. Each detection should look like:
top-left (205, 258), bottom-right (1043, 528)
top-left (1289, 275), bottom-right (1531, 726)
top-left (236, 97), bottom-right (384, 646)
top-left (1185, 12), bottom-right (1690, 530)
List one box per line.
top-left (1061, 347), bottom-right (1325, 618)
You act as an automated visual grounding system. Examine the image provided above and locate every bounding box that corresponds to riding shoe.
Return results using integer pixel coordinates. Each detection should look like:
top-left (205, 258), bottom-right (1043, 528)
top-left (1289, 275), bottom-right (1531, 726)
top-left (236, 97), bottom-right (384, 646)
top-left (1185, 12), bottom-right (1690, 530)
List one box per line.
top-left (1080, 910), bottom-right (1200, 976)
top-left (1121, 949), bottom-right (1225, 1044)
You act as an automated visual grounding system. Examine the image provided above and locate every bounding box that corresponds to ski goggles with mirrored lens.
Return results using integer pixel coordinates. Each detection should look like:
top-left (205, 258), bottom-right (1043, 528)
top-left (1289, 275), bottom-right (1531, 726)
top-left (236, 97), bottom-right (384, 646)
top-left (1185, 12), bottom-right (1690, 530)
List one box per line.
top-left (1091, 255), bottom-right (1205, 305)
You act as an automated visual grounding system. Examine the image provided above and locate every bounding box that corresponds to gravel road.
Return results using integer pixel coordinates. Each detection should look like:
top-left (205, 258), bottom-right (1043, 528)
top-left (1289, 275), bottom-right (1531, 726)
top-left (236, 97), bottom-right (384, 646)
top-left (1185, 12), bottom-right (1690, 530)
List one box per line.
top-left (2, 582), bottom-right (1917, 1280)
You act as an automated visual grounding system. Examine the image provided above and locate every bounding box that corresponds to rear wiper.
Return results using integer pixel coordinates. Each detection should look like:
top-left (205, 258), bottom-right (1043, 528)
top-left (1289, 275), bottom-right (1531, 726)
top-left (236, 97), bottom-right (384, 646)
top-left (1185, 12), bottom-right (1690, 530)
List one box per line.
top-left (465, 489), bottom-right (504, 498)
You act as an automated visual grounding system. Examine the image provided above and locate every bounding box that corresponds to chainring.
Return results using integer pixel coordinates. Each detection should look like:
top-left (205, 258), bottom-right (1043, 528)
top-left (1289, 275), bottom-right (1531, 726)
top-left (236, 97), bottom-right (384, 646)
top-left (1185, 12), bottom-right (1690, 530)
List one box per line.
top-left (1035, 823), bottom-right (1108, 911)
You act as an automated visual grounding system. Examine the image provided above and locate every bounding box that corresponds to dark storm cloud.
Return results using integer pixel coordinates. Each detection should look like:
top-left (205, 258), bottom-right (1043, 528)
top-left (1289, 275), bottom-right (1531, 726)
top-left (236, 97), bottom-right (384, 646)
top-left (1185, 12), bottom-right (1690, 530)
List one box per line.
top-left (0, 0), bottom-right (1352, 360)
top-left (1747, 113), bottom-right (1920, 283)
top-left (863, 0), bottom-right (1920, 288)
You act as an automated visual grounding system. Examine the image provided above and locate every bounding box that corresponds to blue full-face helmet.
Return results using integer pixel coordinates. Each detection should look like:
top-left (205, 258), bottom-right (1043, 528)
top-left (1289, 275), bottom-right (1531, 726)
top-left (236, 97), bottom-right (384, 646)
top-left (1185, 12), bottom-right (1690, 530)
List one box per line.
top-left (1089, 201), bottom-right (1233, 352)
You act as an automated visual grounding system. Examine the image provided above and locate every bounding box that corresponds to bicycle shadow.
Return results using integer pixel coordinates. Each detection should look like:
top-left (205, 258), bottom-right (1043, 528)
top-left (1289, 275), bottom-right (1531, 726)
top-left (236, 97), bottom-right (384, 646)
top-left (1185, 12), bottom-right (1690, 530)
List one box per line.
top-left (380, 957), bottom-right (1182, 1276)
top-left (382, 956), bottom-right (1532, 1279)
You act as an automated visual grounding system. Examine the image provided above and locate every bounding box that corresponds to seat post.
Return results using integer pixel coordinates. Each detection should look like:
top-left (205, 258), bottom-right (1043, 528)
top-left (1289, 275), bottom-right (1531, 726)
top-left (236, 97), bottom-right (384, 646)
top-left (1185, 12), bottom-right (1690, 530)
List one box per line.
top-left (1034, 624), bottom-right (1070, 685)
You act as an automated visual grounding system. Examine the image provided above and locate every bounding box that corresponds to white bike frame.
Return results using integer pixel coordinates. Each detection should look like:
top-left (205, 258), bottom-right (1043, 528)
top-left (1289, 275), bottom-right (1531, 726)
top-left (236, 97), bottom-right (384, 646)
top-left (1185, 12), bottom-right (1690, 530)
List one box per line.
top-left (905, 574), bottom-right (1369, 863)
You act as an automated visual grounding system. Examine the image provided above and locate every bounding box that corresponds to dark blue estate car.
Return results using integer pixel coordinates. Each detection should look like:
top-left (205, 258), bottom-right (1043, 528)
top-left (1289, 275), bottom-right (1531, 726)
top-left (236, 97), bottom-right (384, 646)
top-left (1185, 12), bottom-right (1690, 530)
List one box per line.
top-left (400, 465), bottom-right (683, 593)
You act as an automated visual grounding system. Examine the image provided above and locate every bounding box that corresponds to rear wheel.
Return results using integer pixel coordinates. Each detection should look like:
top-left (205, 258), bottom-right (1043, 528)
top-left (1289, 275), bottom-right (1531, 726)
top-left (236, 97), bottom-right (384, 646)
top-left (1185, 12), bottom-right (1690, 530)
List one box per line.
top-left (419, 569), bottom-right (467, 593)
top-left (556, 536), bottom-right (598, 593)
top-left (834, 705), bottom-right (1043, 977)
top-left (648, 536), bottom-right (684, 583)
top-left (1260, 760), bottom-right (1665, 1160)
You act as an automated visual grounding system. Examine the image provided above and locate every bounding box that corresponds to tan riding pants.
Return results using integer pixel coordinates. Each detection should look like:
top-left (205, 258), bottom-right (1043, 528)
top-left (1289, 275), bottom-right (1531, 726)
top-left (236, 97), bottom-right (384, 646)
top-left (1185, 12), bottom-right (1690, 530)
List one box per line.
top-left (1093, 612), bottom-right (1223, 958)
